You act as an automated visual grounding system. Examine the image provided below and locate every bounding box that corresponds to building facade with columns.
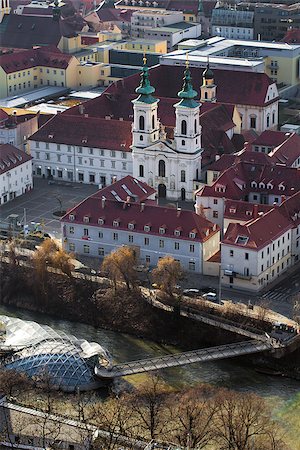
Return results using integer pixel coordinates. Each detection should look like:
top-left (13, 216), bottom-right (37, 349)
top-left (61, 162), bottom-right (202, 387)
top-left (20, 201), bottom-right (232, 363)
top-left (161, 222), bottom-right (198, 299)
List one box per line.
top-left (132, 60), bottom-right (203, 201)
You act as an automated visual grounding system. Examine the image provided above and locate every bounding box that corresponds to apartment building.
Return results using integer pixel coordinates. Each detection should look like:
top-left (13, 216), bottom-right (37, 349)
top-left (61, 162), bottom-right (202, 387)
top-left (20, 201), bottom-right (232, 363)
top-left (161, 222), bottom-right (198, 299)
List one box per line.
top-left (212, 7), bottom-right (254, 40)
top-left (0, 143), bottom-right (32, 204)
top-left (0, 108), bottom-right (39, 150)
top-left (61, 176), bottom-right (220, 273)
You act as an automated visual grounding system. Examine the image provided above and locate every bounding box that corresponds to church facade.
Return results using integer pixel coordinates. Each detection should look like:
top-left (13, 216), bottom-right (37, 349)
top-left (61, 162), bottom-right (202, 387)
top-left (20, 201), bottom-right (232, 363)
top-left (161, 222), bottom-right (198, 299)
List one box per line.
top-left (132, 60), bottom-right (204, 201)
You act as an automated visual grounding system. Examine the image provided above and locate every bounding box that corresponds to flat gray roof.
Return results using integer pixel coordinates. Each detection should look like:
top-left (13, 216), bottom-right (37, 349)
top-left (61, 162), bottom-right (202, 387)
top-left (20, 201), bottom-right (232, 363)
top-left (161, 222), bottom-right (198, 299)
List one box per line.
top-left (0, 86), bottom-right (69, 108)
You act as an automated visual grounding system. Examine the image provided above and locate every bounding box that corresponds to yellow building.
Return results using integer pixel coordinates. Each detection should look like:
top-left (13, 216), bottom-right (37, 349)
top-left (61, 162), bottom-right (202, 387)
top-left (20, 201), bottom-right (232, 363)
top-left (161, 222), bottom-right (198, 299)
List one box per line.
top-left (121, 38), bottom-right (167, 54)
top-left (264, 54), bottom-right (300, 87)
top-left (0, 47), bottom-right (79, 99)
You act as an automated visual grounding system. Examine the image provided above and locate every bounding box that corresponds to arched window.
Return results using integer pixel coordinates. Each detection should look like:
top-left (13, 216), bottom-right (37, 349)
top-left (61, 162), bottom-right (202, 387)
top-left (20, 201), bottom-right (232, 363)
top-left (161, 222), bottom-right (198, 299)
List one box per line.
top-left (140, 135), bottom-right (143, 141)
top-left (181, 120), bottom-right (187, 135)
top-left (181, 170), bottom-right (186, 182)
top-left (250, 116), bottom-right (256, 129)
top-left (139, 164), bottom-right (144, 177)
top-left (266, 114), bottom-right (270, 128)
top-left (152, 114), bottom-right (155, 130)
top-left (139, 115), bottom-right (145, 130)
top-left (194, 118), bottom-right (197, 134)
top-left (158, 159), bottom-right (165, 177)
top-left (181, 188), bottom-right (186, 201)
top-left (204, 92), bottom-right (208, 100)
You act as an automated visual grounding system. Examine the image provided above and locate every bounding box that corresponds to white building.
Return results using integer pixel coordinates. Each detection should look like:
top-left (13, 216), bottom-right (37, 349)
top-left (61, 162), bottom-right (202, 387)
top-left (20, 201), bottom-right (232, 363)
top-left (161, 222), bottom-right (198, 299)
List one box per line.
top-left (131, 9), bottom-right (184, 38)
top-left (28, 114), bottom-right (132, 185)
top-left (0, 109), bottom-right (39, 150)
top-left (61, 175), bottom-right (220, 273)
top-left (132, 61), bottom-right (203, 201)
top-left (0, 143), bottom-right (33, 204)
top-left (211, 8), bottom-right (254, 40)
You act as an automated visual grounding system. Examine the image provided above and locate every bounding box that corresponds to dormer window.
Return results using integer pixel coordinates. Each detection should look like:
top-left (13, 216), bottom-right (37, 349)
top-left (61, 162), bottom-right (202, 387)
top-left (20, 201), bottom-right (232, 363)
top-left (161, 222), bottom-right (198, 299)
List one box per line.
top-left (246, 210), bottom-right (252, 216)
top-left (174, 229), bottom-right (181, 237)
top-left (189, 231), bottom-right (196, 239)
top-left (236, 235), bottom-right (249, 245)
top-left (205, 229), bottom-right (209, 236)
top-left (83, 216), bottom-right (90, 223)
top-left (159, 227), bottom-right (166, 235)
top-left (69, 214), bottom-right (75, 221)
top-left (259, 182), bottom-right (265, 189)
top-left (267, 183), bottom-right (273, 189)
top-left (128, 223), bottom-right (135, 230)
top-left (251, 181), bottom-right (257, 188)
top-left (144, 225), bottom-right (151, 232)
top-left (279, 184), bottom-right (285, 191)
top-left (215, 185), bottom-right (226, 193)
top-left (98, 218), bottom-right (104, 225)
top-left (113, 220), bottom-right (119, 227)
top-left (229, 207), bottom-right (236, 214)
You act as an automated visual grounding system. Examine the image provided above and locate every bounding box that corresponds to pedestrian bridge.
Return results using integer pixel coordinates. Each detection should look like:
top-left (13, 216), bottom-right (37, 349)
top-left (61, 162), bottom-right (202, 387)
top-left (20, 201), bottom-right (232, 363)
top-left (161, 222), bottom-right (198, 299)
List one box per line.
top-left (95, 339), bottom-right (279, 379)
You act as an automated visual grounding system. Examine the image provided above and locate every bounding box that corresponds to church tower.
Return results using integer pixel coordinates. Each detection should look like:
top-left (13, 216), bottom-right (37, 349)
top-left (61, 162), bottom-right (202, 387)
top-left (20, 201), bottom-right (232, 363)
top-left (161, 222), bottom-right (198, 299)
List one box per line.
top-left (132, 56), bottom-right (159, 149)
top-left (200, 61), bottom-right (217, 103)
top-left (0, 0), bottom-right (10, 23)
top-left (174, 58), bottom-right (201, 154)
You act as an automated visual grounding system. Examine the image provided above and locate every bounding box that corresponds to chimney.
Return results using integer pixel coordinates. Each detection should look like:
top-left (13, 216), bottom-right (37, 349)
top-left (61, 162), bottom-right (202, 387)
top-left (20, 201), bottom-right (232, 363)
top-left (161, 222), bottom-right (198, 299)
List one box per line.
top-left (126, 195), bottom-right (131, 203)
top-left (177, 207), bottom-right (181, 218)
top-left (101, 196), bottom-right (106, 209)
top-left (112, 176), bottom-right (117, 184)
top-left (281, 195), bottom-right (286, 204)
top-left (253, 204), bottom-right (258, 220)
top-left (79, 104), bottom-right (84, 115)
top-left (140, 202), bottom-right (145, 212)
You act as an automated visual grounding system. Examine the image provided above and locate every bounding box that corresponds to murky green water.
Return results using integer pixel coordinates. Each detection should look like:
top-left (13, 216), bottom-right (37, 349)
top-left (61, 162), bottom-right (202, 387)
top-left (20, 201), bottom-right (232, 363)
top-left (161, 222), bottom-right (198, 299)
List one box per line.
top-left (0, 305), bottom-right (299, 448)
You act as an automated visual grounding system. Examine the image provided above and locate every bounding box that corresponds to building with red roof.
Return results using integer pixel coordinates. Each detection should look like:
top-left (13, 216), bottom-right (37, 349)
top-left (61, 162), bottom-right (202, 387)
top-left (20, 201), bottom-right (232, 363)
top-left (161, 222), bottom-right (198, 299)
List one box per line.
top-left (196, 154), bottom-right (300, 230)
top-left (0, 47), bottom-right (78, 98)
top-left (251, 131), bottom-right (300, 168)
top-left (0, 143), bottom-right (32, 204)
top-left (0, 108), bottom-right (39, 150)
top-left (220, 191), bottom-right (300, 292)
top-left (61, 175), bottom-right (220, 273)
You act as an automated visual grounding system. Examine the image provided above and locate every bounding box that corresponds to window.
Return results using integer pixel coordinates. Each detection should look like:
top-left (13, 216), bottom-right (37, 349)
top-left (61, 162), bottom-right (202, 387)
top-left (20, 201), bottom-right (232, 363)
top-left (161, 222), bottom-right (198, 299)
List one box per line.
top-left (194, 118), bottom-right (197, 134)
top-left (100, 160), bottom-right (105, 167)
top-left (250, 116), bottom-right (256, 129)
top-left (69, 226), bottom-right (74, 234)
top-left (139, 115), bottom-right (145, 130)
top-left (213, 199), bottom-right (218, 205)
top-left (78, 147), bottom-right (83, 154)
top-left (144, 237), bottom-right (149, 245)
top-left (180, 170), bottom-right (186, 182)
top-left (175, 242), bottom-right (180, 250)
top-left (98, 231), bottom-right (103, 238)
top-left (190, 244), bottom-right (195, 253)
top-left (122, 152), bottom-right (127, 159)
top-left (159, 239), bottom-right (164, 248)
top-left (189, 261), bottom-right (195, 271)
top-left (128, 223), bottom-right (135, 230)
top-left (213, 211), bottom-right (218, 218)
top-left (110, 150), bottom-right (116, 157)
top-left (230, 250), bottom-right (234, 257)
top-left (128, 235), bottom-right (134, 243)
top-left (83, 228), bottom-right (89, 236)
top-left (113, 220), bottom-right (119, 227)
top-left (36, 151), bottom-right (40, 159)
top-left (69, 243), bottom-right (75, 252)
top-left (98, 247), bottom-right (104, 256)
top-left (113, 232), bottom-right (118, 241)
top-left (67, 156), bottom-right (72, 164)
top-left (146, 255), bottom-right (150, 263)
top-left (83, 216), bottom-right (90, 223)
top-left (158, 160), bottom-right (165, 177)
top-left (111, 161), bottom-right (115, 169)
top-left (152, 114), bottom-right (155, 129)
top-left (139, 164), bottom-right (144, 177)
top-left (89, 148), bottom-right (93, 155)
top-left (83, 245), bottom-right (89, 254)
top-left (181, 120), bottom-right (187, 135)
top-left (90, 159), bottom-right (94, 166)
top-left (245, 252), bottom-right (249, 260)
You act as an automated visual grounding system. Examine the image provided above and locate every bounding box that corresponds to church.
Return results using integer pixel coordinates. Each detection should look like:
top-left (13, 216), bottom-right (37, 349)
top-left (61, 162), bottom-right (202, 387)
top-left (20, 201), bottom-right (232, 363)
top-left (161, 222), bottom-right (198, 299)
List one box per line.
top-left (132, 58), bottom-right (213, 201)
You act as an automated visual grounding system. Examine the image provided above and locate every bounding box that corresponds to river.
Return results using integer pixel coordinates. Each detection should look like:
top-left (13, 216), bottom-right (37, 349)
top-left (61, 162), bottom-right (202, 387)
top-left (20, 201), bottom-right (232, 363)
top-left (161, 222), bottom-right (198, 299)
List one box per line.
top-left (0, 304), bottom-right (299, 448)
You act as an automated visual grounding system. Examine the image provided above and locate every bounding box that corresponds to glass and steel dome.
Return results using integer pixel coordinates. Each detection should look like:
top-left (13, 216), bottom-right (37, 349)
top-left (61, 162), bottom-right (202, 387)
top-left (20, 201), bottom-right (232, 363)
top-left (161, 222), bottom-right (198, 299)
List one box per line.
top-left (0, 316), bottom-right (111, 392)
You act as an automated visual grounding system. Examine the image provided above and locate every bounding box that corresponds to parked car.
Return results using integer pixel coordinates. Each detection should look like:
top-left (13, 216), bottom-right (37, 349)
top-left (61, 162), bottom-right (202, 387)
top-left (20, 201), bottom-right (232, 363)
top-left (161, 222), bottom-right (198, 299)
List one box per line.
top-left (202, 292), bottom-right (219, 303)
top-left (183, 288), bottom-right (200, 297)
top-left (200, 286), bottom-right (217, 295)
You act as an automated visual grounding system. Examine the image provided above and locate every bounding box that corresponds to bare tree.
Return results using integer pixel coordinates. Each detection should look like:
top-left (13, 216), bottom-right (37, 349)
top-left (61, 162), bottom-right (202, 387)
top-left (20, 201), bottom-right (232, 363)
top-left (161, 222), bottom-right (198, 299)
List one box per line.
top-left (126, 374), bottom-right (169, 441)
top-left (211, 389), bottom-right (285, 450)
top-left (102, 246), bottom-right (138, 291)
top-left (152, 256), bottom-right (183, 297)
top-left (168, 386), bottom-right (218, 449)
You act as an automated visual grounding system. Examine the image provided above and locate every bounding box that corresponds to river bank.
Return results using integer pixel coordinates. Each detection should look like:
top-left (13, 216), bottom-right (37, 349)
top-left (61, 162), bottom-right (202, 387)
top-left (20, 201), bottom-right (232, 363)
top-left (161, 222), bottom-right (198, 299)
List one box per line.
top-left (1, 264), bottom-right (300, 379)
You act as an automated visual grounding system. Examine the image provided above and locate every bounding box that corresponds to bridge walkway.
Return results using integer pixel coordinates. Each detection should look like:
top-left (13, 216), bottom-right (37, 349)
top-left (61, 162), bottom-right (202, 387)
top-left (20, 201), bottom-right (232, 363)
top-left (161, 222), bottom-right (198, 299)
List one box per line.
top-left (95, 339), bottom-right (277, 379)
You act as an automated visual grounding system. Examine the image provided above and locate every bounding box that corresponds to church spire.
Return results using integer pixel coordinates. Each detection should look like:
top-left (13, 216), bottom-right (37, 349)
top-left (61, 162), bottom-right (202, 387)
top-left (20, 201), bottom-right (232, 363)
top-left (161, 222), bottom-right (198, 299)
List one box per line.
top-left (135, 54), bottom-right (157, 104)
top-left (177, 54), bottom-right (198, 108)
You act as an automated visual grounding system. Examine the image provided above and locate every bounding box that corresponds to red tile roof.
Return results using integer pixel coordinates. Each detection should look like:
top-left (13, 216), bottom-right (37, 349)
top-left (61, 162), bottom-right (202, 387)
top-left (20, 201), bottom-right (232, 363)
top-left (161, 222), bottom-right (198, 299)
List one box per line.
top-left (223, 208), bottom-right (292, 250)
top-left (0, 144), bottom-right (32, 175)
top-left (224, 200), bottom-right (274, 222)
top-left (278, 191), bottom-right (300, 226)
top-left (29, 114), bottom-right (132, 151)
top-left (0, 47), bottom-right (73, 73)
top-left (199, 159), bottom-right (300, 200)
top-left (268, 133), bottom-right (300, 167)
top-left (97, 7), bottom-right (134, 22)
top-left (90, 175), bottom-right (156, 203)
top-left (62, 195), bottom-right (219, 242)
top-left (206, 151), bottom-right (271, 173)
top-left (252, 130), bottom-right (289, 148)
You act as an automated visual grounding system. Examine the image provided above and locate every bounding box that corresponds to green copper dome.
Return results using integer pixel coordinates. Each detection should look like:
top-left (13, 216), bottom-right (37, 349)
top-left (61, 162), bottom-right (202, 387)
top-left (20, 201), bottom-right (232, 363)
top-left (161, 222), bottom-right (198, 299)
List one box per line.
top-left (134, 60), bottom-right (157, 104)
top-left (176, 64), bottom-right (199, 108)
top-left (203, 65), bottom-right (214, 80)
